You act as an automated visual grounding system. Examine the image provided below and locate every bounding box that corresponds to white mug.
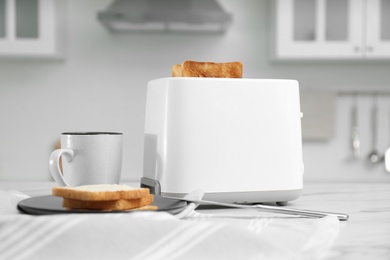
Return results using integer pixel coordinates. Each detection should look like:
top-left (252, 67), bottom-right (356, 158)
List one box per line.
top-left (49, 132), bottom-right (123, 187)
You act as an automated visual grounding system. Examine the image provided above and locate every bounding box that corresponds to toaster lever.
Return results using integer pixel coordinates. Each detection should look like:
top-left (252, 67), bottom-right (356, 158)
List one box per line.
top-left (140, 177), bottom-right (161, 195)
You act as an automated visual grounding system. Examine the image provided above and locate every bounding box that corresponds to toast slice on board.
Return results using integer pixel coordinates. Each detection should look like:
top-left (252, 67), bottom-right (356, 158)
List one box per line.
top-left (52, 184), bottom-right (150, 201)
top-left (62, 194), bottom-right (155, 211)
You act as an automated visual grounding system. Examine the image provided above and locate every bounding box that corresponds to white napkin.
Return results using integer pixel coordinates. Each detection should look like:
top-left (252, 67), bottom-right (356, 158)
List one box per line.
top-left (0, 190), bottom-right (340, 260)
top-left (0, 190), bottom-right (30, 214)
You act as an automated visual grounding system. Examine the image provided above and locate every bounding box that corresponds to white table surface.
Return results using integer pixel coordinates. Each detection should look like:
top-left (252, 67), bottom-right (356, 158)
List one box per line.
top-left (1, 181), bottom-right (389, 260)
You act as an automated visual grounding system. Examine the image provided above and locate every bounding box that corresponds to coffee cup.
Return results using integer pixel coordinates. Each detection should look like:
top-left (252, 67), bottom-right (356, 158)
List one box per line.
top-left (49, 132), bottom-right (123, 187)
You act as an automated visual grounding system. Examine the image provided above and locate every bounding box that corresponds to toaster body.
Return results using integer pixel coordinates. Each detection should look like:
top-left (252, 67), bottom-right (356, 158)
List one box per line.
top-left (142, 78), bottom-right (303, 204)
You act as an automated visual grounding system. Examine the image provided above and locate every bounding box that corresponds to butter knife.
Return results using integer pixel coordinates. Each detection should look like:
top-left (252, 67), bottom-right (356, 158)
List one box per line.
top-left (163, 195), bottom-right (349, 221)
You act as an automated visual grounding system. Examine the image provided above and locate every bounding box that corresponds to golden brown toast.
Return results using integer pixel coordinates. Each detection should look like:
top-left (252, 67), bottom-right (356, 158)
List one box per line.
top-left (52, 184), bottom-right (150, 201)
top-left (62, 194), bottom-right (155, 211)
top-left (172, 64), bottom-right (182, 77)
top-left (172, 60), bottom-right (243, 78)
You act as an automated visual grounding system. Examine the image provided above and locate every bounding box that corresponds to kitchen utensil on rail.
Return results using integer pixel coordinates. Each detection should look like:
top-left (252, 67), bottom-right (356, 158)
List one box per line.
top-left (368, 95), bottom-right (383, 163)
top-left (163, 195), bottom-right (349, 221)
top-left (351, 92), bottom-right (360, 158)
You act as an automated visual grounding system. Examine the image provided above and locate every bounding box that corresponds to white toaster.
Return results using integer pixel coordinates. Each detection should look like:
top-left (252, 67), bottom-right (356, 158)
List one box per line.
top-left (141, 77), bottom-right (304, 205)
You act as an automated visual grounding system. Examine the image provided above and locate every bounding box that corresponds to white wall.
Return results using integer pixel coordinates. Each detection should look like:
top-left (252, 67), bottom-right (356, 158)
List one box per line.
top-left (1, 0), bottom-right (390, 183)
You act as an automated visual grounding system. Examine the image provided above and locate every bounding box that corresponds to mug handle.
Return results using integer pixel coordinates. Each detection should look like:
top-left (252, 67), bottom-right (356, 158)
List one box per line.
top-left (49, 149), bottom-right (74, 187)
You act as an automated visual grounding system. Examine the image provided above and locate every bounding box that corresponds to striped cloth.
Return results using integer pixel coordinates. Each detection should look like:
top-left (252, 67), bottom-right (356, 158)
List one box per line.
top-left (0, 190), bottom-right (340, 260)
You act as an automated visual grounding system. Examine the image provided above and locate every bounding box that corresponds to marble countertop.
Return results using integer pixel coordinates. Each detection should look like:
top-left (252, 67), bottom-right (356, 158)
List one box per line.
top-left (291, 183), bottom-right (390, 260)
top-left (1, 181), bottom-right (389, 259)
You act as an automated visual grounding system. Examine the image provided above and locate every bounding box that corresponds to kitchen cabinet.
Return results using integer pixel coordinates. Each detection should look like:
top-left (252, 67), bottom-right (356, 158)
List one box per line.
top-left (0, 0), bottom-right (64, 59)
top-left (275, 0), bottom-right (390, 59)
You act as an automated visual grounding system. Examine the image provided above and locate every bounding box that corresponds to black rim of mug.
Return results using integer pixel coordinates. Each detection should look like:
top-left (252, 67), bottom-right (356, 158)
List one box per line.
top-left (61, 132), bottom-right (123, 135)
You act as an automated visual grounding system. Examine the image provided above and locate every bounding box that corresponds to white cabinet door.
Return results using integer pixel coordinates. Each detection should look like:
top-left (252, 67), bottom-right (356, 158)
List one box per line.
top-left (0, 0), bottom-right (64, 58)
top-left (366, 0), bottom-right (390, 58)
top-left (276, 0), bottom-right (365, 59)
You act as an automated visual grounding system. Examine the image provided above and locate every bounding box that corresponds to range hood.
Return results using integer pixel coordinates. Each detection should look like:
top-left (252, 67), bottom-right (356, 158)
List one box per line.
top-left (97, 0), bottom-right (232, 33)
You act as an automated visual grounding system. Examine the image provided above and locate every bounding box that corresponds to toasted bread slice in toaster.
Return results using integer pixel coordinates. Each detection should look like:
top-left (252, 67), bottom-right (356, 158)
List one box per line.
top-left (172, 60), bottom-right (243, 78)
top-left (172, 64), bottom-right (182, 77)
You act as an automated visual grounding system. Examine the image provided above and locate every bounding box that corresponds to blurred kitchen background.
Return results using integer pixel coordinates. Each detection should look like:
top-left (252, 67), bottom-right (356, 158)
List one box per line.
top-left (1, 0), bottom-right (390, 183)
